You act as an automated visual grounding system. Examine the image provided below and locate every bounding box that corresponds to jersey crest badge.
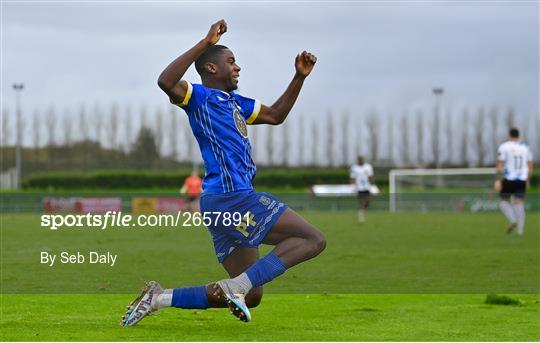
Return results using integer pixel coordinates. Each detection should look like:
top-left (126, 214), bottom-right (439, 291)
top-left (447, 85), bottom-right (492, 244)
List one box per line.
top-left (233, 108), bottom-right (248, 138)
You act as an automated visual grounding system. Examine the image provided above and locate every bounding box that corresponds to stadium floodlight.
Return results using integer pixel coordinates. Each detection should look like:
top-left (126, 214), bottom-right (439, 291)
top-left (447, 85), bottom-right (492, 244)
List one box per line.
top-left (13, 83), bottom-right (24, 189)
top-left (388, 167), bottom-right (496, 212)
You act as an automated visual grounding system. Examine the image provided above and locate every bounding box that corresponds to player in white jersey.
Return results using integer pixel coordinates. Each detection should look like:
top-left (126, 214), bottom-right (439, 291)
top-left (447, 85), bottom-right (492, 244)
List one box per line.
top-left (350, 156), bottom-right (374, 222)
top-left (496, 128), bottom-right (533, 236)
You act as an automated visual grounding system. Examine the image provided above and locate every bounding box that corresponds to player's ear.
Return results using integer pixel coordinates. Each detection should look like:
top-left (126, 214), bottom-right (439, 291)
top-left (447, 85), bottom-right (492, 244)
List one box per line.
top-left (205, 63), bottom-right (217, 74)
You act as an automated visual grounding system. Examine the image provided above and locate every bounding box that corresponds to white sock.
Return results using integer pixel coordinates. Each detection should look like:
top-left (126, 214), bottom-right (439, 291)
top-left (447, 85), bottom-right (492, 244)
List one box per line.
top-left (513, 202), bottom-right (525, 235)
top-left (357, 210), bottom-right (365, 222)
top-left (231, 272), bottom-right (253, 294)
top-left (499, 201), bottom-right (516, 224)
top-left (154, 288), bottom-right (173, 309)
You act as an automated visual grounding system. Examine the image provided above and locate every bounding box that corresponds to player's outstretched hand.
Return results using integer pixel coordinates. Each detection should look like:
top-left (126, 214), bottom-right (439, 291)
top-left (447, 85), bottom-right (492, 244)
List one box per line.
top-left (205, 19), bottom-right (227, 45)
top-left (295, 51), bottom-right (317, 78)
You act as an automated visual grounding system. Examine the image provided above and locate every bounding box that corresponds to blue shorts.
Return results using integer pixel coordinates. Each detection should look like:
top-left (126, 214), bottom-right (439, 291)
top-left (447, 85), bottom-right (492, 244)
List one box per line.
top-left (200, 189), bottom-right (288, 263)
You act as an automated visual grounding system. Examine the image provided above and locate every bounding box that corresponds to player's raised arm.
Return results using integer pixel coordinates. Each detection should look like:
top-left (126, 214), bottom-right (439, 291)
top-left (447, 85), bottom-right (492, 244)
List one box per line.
top-left (157, 20), bottom-right (227, 104)
top-left (253, 51), bottom-right (317, 125)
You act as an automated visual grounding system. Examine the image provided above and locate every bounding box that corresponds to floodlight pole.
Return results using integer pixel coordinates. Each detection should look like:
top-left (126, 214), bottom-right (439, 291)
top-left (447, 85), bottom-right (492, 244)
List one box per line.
top-left (432, 88), bottom-right (444, 168)
top-left (13, 83), bottom-right (24, 189)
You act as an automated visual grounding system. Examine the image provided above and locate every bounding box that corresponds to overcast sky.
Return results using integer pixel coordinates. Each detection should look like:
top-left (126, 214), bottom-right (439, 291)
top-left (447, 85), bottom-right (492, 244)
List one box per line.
top-left (2, 1), bottom-right (539, 125)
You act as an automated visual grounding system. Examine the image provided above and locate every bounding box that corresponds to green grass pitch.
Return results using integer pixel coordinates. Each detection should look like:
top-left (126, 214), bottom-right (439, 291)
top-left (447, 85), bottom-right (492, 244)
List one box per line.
top-left (1, 211), bottom-right (539, 341)
top-left (1, 294), bottom-right (539, 341)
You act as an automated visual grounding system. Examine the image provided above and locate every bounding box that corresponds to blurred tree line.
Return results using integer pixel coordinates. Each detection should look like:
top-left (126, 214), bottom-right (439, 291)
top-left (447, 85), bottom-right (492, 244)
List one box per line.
top-left (1, 103), bottom-right (539, 179)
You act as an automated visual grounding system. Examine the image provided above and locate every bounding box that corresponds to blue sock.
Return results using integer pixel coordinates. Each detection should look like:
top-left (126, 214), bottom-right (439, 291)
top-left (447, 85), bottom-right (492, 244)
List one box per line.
top-left (171, 286), bottom-right (209, 309)
top-left (245, 252), bottom-right (286, 288)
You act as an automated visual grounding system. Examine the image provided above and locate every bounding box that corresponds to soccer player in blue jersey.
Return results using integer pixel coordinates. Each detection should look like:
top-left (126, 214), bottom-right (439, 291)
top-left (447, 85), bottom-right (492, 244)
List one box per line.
top-left (122, 19), bottom-right (326, 325)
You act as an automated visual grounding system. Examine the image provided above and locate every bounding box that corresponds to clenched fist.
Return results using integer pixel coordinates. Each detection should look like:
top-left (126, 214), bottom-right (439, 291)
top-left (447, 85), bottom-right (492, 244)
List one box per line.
top-left (204, 19), bottom-right (228, 46)
top-left (295, 51), bottom-right (317, 78)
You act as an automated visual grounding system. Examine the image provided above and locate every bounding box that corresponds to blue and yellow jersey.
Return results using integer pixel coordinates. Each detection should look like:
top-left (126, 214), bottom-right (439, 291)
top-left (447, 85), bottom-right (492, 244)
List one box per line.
top-left (176, 82), bottom-right (261, 194)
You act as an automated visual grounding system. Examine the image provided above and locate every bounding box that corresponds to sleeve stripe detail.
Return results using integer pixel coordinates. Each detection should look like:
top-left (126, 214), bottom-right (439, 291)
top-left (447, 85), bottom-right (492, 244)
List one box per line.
top-left (246, 100), bottom-right (261, 124)
top-left (180, 81), bottom-right (193, 107)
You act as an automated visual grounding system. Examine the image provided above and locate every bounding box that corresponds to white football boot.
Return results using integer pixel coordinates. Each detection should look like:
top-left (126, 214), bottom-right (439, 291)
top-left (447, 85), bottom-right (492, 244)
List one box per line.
top-left (121, 281), bottom-right (163, 327)
top-left (215, 279), bottom-right (251, 322)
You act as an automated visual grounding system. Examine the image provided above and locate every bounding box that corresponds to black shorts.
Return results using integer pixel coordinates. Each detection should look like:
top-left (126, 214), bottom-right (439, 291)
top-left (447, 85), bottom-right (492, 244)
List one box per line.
top-left (357, 191), bottom-right (370, 208)
top-left (187, 195), bottom-right (199, 202)
top-left (357, 190), bottom-right (370, 200)
top-left (357, 190), bottom-right (370, 197)
top-left (500, 179), bottom-right (526, 199)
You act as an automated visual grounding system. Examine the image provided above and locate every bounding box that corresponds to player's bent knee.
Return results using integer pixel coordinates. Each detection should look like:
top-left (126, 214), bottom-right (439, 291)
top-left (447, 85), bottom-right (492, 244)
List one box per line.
top-left (245, 287), bottom-right (263, 308)
top-left (308, 230), bottom-right (326, 257)
top-left (314, 232), bottom-right (327, 254)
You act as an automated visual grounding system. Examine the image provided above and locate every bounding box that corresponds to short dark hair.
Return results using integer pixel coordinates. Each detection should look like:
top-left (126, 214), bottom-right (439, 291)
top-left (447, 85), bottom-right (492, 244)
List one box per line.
top-left (509, 128), bottom-right (519, 138)
top-left (194, 45), bottom-right (229, 75)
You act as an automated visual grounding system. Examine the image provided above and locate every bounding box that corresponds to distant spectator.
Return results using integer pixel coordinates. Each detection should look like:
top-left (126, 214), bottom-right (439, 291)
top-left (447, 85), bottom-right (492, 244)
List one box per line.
top-left (181, 170), bottom-right (202, 212)
top-left (350, 156), bottom-right (374, 223)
